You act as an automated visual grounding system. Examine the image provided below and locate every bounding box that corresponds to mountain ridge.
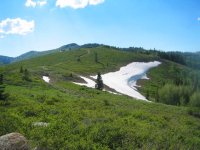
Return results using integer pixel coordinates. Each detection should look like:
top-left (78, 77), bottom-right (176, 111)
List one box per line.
top-left (0, 43), bottom-right (105, 65)
top-left (1, 43), bottom-right (200, 70)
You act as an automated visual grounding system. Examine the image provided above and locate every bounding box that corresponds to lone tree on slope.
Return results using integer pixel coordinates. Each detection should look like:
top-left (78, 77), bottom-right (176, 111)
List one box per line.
top-left (23, 69), bottom-right (30, 81)
top-left (94, 52), bottom-right (98, 63)
top-left (95, 72), bottom-right (104, 90)
top-left (0, 74), bottom-right (8, 101)
top-left (20, 66), bottom-right (24, 73)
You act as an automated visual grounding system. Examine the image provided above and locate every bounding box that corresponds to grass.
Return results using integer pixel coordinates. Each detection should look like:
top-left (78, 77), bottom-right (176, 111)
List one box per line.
top-left (1, 81), bottom-right (200, 149)
top-left (0, 46), bottom-right (200, 149)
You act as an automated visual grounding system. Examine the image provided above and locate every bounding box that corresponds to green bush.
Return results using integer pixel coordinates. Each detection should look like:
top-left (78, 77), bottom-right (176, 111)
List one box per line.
top-left (158, 84), bottom-right (192, 106)
top-left (188, 107), bottom-right (200, 118)
top-left (190, 92), bottom-right (200, 107)
top-left (0, 113), bottom-right (22, 135)
top-left (158, 84), bottom-right (180, 105)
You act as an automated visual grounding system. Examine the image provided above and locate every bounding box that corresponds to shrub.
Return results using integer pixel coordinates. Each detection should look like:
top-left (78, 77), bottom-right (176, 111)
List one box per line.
top-left (158, 84), bottom-right (180, 105)
top-left (188, 107), bottom-right (200, 118)
top-left (158, 84), bottom-right (192, 106)
top-left (24, 110), bottom-right (38, 117)
top-left (190, 92), bottom-right (200, 107)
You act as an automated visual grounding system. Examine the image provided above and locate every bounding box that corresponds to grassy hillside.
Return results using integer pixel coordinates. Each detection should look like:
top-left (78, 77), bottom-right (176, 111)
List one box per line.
top-left (4, 46), bottom-right (158, 77)
top-left (1, 79), bottom-right (200, 149)
top-left (0, 46), bottom-right (200, 149)
top-left (0, 43), bottom-right (80, 65)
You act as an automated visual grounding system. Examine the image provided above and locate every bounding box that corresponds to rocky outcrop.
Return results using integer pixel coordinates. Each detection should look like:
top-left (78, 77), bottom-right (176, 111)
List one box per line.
top-left (0, 133), bottom-right (29, 150)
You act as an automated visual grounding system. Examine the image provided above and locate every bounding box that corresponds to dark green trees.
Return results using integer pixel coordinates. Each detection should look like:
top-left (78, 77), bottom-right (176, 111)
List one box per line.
top-left (0, 74), bottom-right (8, 101)
top-left (146, 90), bottom-right (149, 100)
top-left (158, 84), bottom-right (193, 106)
top-left (23, 69), bottom-right (30, 81)
top-left (20, 67), bottom-right (31, 81)
top-left (158, 84), bottom-right (180, 105)
top-left (190, 92), bottom-right (200, 107)
top-left (95, 72), bottom-right (104, 90)
top-left (95, 52), bottom-right (98, 63)
top-left (20, 66), bottom-right (24, 73)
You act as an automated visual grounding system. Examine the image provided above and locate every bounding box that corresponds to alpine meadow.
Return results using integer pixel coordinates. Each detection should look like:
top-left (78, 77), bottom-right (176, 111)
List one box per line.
top-left (0, 0), bottom-right (200, 150)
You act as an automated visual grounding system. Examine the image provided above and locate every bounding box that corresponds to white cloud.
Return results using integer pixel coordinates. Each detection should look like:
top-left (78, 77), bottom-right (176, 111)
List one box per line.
top-left (0, 18), bottom-right (35, 36)
top-left (56, 0), bottom-right (104, 9)
top-left (25, 0), bottom-right (47, 7)
top-left (198, 17), bottom-right (200, 21)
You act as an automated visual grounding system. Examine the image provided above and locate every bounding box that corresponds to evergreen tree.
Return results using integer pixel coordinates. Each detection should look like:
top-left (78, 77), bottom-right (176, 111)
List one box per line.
top-left (0, 74), bottom-right (8, 101)
top-left (20, 66), bottom-right (24, 73)
top-left (77, 57), bottom-right (81, 62)
top-left (146, 90), bottom-right (149, 100)
top-left (23, 69), bottom-right (30, 81)
top-left (95, 72), bottom-right (104, 90)
top-left (0, 74), bottom-right (3, 85)
top-left (155, 88), bottom-right (159, 102)
top-left (95, 52), bottom-right (98, 63)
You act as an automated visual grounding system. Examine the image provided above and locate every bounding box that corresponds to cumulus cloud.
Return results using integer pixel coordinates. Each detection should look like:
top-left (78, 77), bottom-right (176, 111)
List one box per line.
top-left (0, 18), bottom-right (35, 36)
top-left (56, 0), bottom-right (104, 9)
top-left (25, 0), bottom-right (47, 7)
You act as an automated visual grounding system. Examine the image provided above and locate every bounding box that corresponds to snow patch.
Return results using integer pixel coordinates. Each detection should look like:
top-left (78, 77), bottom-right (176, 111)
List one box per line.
top-left (91, 61), bottom-right (161, 101)
top-left (73, 76), bottom-right (120, 95)
top-left (73, 76), bottom-right (96, 88)
top-left (42, 76), bottom-right (50, 83)
top-left (73, 61), bottom-right (161, 101)
top-left (103, 89), bottom-right (121, 95)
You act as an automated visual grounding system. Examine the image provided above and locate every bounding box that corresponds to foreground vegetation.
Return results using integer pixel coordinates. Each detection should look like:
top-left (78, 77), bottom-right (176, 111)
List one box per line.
top-left (0, 46), bottom-right (200, 149)
top-left (1, 81), bottom-right (200, 149)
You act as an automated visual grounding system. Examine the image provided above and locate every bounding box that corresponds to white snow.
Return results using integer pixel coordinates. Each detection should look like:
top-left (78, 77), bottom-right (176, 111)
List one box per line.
top-left (91, 61), bottom-right (161, 101)
top-left (42, 76), bottom-right (50, 83)
top-left (73, 76), bottom-right (120, 94)
top-left (73, 76), bottom-right (96, 88)
top-left (73, 61), bottom-right (161, 101)
top-left (103, 89), bottom-right (121, 95)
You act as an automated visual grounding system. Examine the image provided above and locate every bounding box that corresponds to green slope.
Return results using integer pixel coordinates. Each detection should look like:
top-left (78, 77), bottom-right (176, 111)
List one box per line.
top-left (0, 46), bottom-right (200, 149)
top-left (5, 46), bottom-right (158, 74)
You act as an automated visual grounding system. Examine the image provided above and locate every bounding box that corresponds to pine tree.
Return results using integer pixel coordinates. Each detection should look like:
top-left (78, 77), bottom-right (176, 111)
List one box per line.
top-left (155, 88), bottom-right (159, 102)
top-left (95, 72), bottom-right (104, 90)
top-left (20, 66), bottom-right (24, 73)
top-left (0, 74), bottom-right (3, 85)
top-left (95, 52), bottom-right (98, 63)
top-left (0, 74), bottom-right (8, 101)
top-left (23, 69), bottom-right (30, 81)
top-left (146, 90), bottom-right (149, 100)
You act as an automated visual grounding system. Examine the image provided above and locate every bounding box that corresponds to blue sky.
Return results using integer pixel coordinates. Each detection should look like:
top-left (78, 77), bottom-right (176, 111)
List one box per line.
top-left (0, 0), bottom-right (200, 57)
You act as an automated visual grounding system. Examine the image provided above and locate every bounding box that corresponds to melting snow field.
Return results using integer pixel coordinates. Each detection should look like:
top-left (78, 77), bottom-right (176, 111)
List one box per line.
top-left (42, 76), bottom-right (50, 83)
top-left (95, 61), bottom-right (161, 101)
top-left (73, 61), bottom-right (161, 101)
top-left (73, 76), bottom-right (95, 88)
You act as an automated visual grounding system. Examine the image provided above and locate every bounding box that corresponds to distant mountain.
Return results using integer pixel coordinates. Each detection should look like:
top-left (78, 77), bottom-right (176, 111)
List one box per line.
top-left (12, 49), bottom-right (60, 63)
top-left (58, 43), bottom-right (80, 50)
top-left (13, 51), bottom-right (42, 62)
top-left (1, 43), bottom-right (200, 69)
top-left (0, 56), bottom-right (14, 65)
top-left (0, 43), bottom-right (107, 65)
top-left (0, 43), bottom-right (83, 65)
